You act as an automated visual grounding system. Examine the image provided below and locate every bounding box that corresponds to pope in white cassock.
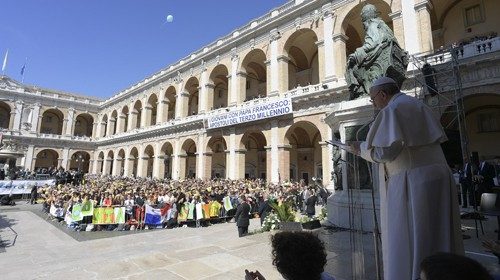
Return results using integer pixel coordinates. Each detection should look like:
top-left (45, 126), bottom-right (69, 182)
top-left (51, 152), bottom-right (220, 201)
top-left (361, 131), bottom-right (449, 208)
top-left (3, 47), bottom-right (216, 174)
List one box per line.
top-left (352, 77), bottom-right (464, 280)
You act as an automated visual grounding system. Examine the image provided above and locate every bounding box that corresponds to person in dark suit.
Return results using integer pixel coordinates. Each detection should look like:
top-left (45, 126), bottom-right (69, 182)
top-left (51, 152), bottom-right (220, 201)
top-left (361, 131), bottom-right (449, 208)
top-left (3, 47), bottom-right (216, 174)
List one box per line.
top-left (234, 195), bottom-right (250, 237)
top-left (258, 194), bottom-right (272, 225)
top-left (30, 184), bottom-right (38, 204)
top-left (477, 159), bottom-right (495, 197)
top-left (459, 159), bottom-right (476, 208)
top-left (305, 189), bottom-right (317, 218)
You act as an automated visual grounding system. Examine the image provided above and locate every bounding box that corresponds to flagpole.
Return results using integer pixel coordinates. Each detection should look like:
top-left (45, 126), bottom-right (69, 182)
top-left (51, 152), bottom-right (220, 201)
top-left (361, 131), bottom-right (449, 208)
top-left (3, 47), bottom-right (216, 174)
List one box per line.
top-left (21, 57), bottom-right (28, 83)
top-left (1, 49), bottom-right (8, 76)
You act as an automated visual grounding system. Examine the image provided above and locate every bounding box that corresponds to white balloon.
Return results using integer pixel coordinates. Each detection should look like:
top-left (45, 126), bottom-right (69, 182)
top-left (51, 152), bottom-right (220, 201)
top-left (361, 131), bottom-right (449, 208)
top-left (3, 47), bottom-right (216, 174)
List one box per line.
top-left (166, 15), bottom-right (174, 23)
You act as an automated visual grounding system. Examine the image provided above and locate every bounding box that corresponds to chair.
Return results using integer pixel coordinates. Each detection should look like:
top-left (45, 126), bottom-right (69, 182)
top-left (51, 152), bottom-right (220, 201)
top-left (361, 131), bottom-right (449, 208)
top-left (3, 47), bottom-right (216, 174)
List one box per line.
top-left (479, 193), bottom-right (500, 240)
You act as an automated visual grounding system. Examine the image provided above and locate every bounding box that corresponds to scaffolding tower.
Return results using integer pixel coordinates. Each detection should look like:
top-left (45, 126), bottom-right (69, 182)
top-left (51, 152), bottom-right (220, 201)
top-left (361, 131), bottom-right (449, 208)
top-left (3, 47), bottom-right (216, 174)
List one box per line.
top-left (407, 46), bottom-right (470, 165)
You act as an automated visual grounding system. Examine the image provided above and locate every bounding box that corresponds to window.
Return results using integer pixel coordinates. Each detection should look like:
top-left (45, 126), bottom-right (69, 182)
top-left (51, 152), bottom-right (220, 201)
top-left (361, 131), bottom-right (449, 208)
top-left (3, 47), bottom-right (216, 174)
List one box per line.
top-left (478, 112), bottom-right (499, 132)
top-left (464, 4), bottom-right (484, 27)
top-left (246, 81), bottom-right (251, 90)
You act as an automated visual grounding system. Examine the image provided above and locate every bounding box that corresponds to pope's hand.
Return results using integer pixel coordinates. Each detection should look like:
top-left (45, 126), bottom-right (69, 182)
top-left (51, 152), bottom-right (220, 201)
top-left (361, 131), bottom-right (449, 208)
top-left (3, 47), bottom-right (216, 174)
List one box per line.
top-left (348, 141), bottom-right (362, 156)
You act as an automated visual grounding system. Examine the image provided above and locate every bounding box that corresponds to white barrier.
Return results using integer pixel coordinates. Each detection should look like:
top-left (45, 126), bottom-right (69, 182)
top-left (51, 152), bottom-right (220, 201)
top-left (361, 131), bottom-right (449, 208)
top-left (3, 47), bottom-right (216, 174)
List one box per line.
top-left (0, 179), bottom-right (56, 195)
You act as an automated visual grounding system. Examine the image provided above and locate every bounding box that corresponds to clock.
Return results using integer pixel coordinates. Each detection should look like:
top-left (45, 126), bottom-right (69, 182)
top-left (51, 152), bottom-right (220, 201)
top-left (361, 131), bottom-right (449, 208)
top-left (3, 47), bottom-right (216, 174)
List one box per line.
top-left (427, 95), bottom-right (439, 106)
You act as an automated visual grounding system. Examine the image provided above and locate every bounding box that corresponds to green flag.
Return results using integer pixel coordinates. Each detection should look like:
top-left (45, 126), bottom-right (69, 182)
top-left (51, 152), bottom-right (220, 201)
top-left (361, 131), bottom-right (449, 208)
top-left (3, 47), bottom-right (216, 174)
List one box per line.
top-left (71, 203), bottom-right (83, 222)
top-left (114, 207), bottom-right (125, 224)
top-left (81, 200), bottom-right (94, 217)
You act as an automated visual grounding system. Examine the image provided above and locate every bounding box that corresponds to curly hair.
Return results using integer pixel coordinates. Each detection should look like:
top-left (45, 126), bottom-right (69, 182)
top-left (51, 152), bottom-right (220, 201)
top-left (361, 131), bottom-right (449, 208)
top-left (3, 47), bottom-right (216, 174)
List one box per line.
top-left (271, 231), bottom-right (327, 280)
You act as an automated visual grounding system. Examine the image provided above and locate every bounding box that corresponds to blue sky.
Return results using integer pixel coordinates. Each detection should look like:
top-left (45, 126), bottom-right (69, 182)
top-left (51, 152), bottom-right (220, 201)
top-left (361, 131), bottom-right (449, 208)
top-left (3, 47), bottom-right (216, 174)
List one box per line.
top-left (0, 0), bottom-right (285, 99)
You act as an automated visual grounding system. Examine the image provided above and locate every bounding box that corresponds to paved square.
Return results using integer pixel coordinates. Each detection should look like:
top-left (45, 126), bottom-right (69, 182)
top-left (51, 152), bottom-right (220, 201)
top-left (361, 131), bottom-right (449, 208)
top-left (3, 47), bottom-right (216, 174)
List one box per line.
top-left (1, 204), bottom-right (499, 280)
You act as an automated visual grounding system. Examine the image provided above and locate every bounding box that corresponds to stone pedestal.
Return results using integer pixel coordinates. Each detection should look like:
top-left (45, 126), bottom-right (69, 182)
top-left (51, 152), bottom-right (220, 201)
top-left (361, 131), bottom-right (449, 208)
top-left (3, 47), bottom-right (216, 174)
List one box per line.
top-left (324, 97), bottom-right (381, 230)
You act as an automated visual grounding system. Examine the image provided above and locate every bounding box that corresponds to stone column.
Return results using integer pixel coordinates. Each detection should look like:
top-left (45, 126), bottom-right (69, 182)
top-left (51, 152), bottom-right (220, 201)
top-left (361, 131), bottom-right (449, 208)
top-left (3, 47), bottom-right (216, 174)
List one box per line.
top-left (236, 72), bottom-right (247, 104)
top-left (30, 103), bottom-right (41, 134)
top-left (316, 40), bottom-right (326, 83)
top-left (234, 149), bottom-right (246, 180)
top-left (9, 111), bottom-right (15, 131)
top-left (320, 142), bottom-right (333, 187)
top-left (322, 7), bottom-right (335, 82)
top-left (157, 100), bottom-right (169, 124)
top-left (389, 11), bottom-right (405, 50)
top-left (152, 142), bottom-right (162, 178)
top-left (204, 83), bottom-right (215, 112)
top-left (277, 55), bottom-right (290, 95)
top-left (176, 92), bottom-right (189, 119)
top-left (177, 154), bottom-right (187, 179)
top-left (61, 148), bottom-right (70, 170)
top-left (102, 156), bottom-right (109, 176)
top-left (24, 145), bottom-right (35, 171)
top-left (401, 0), bottom-right (420, 55)
top-left (270, 120), bottom-right (280, 183)
top-left (65, 108), bottom-right (75, 136)
top-left (277, 145), bottom-right (291, 183)
top-left (227, 128), bottom-right (237, 179)
top-left (129, 111), bottom-right (138, 130)
top-left (332, 34), bottom-right (348, 81)
top-left (228, 51), bottom-right (240, 107)
top-left (115, 114), bottom-right (123, 134)
top-left (203, 152), bottom-right (213, 180)
top-left (137, 148), bottom-right (146, 177)
top-left (108, 117), bottom-right (116, 136)
top-left (265, 147), bottom-right (272, 183)
top-left (92, 121), bottom-right (98, 139)
top-left (225, 150), bottom-right (232, 179)
top-left (112, 157), bottom-right (120, 176)
top-left (199, 68), bottom-right (208, 113)
top-left (268, 29), bottom-right (281, 96)
top-left (415, 1), bottom-right (433, 53)
top-left (196, 134), bottom-right (205, 179)
top-left (124, 156), bottom-right (131, 177)
top-left (142, 105), bottom-right (152, 127)
top-left (12, 101), bottom-right (23, 131)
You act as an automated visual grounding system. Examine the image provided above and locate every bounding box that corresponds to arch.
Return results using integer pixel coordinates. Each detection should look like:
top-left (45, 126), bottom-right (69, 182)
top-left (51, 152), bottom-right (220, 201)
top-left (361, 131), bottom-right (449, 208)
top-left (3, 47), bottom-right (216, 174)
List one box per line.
top-left (185, 77), bottom-right (200, 116)
top-left (206, 136), bottom-right (228, 179)
top-left (283, 29), bottom-right (320, 90)
top-left (117, 149), bottom-right (126, 176)
top-left (147, 93), bottom-right (158, 126)
top-left (284, 121), bottom-right (323, 185)
top-left (143, 144), bottom-right (155, 178)
top-left (40, 108), bottom-right (64, 135)
top-left (180, 138), bottom-right (197, 179)
top-left (129, 147), bottom-right (139, 177)
top-left (34, 149), bottom-right (59, 170)
top-left (121, 105), bottom-right (130, 133)
top-left (0, 101), bottom-right (12, 129)
top-left (435, 0), bottom-right (499, 49)
top-left (241, 49), bottom-right (268, 101)
top-left (209, 64), bottom-right (229, 110)
top-left (240, 131), bottom-right (267, 180)
top-left (164, 86), bottom-right (177, 121)
top-left (100, 114), bottom-right (108, 137)
top-left (441, 93), bottom-right (500, 165)
top-left (338, 0), bottom-right (392, 56)
top-left (105, 150), bottom-right (114, 175)
top-left (69, 151), bottom-right (91, 173)
top-left (73, 113), bottom-right (94, 137)
top-left (132, 100), bottom-right (143, 129)
top-left (160, 141), bottom-right (174, 179)
top-left (110, 110), bottom-right (118, 135)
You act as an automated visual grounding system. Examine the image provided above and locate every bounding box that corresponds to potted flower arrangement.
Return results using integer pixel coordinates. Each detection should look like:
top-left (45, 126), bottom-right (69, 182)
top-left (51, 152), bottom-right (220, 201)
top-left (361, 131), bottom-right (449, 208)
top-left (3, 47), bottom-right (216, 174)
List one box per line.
top-left (269, 201), bottom-right (302, 231)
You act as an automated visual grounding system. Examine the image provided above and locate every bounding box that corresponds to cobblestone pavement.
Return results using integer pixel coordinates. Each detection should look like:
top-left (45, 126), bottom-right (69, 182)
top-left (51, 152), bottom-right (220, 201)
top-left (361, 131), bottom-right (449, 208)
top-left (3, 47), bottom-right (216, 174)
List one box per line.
top-left (0, 203), bottom-right (498, 280)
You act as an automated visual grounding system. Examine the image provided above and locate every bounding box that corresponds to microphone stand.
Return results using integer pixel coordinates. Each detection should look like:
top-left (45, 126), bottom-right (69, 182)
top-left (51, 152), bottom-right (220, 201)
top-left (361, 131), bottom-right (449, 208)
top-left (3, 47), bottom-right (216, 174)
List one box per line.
top-left (325, 135), bottom-right (382, 280)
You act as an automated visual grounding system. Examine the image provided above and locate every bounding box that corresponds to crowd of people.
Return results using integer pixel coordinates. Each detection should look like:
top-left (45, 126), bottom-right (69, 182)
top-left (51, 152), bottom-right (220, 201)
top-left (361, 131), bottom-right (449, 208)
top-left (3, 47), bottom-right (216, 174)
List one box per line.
top-left (36, 175), bottom-right (329, 232)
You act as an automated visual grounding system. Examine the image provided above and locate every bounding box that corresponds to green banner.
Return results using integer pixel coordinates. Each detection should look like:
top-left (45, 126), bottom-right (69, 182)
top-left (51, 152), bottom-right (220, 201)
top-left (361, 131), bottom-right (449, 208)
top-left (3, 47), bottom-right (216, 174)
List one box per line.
top-left (92, 207), bottom-right (126, 224)
top-left (114, 207), bottom-right (125, 224)
top-left (81, 200), bottom-right (94, 217)
top-left (71, 203), bottom-right (83, 222)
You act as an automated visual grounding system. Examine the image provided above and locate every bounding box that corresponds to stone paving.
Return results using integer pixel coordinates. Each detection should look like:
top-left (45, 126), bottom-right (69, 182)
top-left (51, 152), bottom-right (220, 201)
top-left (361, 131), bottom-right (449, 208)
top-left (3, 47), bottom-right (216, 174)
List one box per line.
top-left (0, 203), bottom-right (499, 280)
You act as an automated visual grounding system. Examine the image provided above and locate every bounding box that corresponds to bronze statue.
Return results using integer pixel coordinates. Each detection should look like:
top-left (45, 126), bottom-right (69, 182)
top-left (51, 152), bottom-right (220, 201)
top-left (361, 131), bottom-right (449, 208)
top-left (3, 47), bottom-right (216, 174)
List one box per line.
top-left (346, 4), bottom-right (408, 99)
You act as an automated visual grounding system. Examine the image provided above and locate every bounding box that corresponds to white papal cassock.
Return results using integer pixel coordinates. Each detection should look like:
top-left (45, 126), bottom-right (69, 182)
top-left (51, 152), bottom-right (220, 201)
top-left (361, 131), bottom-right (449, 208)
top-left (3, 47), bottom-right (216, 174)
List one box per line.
top-left (360, 92), bottom-right (464, 280)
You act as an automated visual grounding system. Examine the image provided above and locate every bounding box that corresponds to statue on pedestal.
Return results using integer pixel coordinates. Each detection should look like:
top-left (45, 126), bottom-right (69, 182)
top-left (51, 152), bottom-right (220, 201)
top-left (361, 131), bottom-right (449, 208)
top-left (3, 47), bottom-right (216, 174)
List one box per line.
top-left (346, 4), bottom-right (409, 99)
